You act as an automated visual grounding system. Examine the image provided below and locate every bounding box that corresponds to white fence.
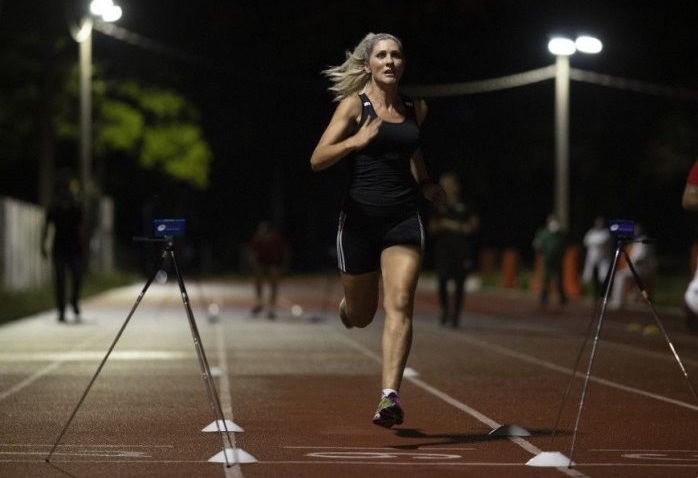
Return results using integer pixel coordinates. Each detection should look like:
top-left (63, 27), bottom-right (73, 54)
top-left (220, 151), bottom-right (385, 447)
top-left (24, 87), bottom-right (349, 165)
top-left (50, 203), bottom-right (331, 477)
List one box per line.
top-left (0, 196), bottom-right (50, 291)
top-left (0, 196), bottom-right (114, 291)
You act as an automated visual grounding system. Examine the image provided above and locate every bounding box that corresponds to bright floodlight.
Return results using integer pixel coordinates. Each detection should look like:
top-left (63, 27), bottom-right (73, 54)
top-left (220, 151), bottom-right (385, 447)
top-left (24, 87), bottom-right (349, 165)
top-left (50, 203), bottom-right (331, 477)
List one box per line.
top-left (90, 0), bottom-right (122, 22)
top-left (102, 5), bottom-right (122, 22)
top-left (90, 0), bottom-right (113, 16)
top-left (548, 38), bottom-right (576, 56)
top-left (575, 36), bottom-right (603, 54)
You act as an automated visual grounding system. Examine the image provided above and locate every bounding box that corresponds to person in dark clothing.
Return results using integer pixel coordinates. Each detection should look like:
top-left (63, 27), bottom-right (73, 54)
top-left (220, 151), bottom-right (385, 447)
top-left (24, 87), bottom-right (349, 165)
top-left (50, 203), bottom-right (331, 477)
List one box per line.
top-left (429, 172), bottom-right (479, 327)
top-left (249, 221), bottom-right (289, 319)
top-left (41, 183), bottom-right (85, 322)
top-left (533, 214), bottom-right (567, 306)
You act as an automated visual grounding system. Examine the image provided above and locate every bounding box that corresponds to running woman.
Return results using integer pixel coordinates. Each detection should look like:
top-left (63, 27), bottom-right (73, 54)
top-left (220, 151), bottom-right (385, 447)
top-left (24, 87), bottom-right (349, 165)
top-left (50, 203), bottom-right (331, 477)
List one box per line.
top-left (310, 32), bottom-right (444, 428)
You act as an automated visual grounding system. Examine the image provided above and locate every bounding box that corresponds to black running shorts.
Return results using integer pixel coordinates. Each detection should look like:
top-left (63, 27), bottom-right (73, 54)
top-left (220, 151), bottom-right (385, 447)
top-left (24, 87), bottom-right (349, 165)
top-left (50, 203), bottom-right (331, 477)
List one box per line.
top-left (336, 207), bottom-right (424, 274)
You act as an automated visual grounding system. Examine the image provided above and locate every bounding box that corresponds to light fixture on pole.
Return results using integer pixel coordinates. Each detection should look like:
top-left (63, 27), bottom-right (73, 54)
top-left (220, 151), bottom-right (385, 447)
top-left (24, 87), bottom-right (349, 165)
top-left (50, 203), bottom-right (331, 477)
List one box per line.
top-left (71, 0), bottom-right (122, 210)
top-left (547, 35), bottom-right (602, 231)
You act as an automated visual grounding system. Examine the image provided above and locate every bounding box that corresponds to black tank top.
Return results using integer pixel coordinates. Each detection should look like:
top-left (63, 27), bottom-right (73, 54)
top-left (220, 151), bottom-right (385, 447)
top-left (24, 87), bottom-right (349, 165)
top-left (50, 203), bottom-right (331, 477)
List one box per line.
top-left (346, 93), bottom-right (421, 216)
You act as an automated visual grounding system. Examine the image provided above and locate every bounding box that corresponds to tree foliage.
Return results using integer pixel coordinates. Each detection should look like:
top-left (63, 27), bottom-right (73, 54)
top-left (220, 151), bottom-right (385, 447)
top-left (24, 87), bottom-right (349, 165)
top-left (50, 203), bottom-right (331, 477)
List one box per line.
top-left (0, 22), bottom-right (212, 202)
top-left (57, 71), bottom-right (212, 190)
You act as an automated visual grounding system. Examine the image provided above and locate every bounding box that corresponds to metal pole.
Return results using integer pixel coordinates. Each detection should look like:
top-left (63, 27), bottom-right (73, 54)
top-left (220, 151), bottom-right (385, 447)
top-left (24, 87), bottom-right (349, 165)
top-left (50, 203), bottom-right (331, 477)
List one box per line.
top-left (78, 17), bottom-right (93, 213)
top-left (554, 54), bottom-right (570, 231)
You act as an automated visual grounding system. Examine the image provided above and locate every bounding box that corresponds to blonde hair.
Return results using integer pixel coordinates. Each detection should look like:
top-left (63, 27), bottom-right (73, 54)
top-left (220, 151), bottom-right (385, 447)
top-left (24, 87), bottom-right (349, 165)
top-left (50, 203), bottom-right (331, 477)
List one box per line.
top-left (322, 33), bottom-right (403, 102)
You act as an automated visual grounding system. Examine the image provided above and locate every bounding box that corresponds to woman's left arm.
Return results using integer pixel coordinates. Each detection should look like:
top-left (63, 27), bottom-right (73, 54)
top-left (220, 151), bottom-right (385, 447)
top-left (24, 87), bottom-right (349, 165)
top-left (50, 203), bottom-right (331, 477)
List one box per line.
top-left (409, 99), bottom-right (444, 205)
top-left (409, 98), bottom-right (429, 183)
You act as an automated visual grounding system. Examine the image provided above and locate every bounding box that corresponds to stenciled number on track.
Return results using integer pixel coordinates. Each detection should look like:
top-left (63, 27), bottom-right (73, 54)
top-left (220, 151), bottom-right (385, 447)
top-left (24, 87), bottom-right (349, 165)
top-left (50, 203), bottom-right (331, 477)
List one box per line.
top-left (307, 451), bottom-right (461, 461)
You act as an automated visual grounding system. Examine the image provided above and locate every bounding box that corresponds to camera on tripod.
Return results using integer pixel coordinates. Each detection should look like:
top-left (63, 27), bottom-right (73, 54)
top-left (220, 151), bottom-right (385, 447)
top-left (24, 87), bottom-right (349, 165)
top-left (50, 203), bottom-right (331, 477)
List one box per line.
top-left (607, 219), bottom-right (635, 239)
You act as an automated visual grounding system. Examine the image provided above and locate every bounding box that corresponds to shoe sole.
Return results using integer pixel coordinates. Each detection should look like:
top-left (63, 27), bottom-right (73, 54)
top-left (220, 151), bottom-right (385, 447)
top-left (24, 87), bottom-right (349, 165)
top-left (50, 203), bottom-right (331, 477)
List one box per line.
top-left (372, 406), bottom-right (404, 428)
top-left (339, 298), bottom-right (353, 329)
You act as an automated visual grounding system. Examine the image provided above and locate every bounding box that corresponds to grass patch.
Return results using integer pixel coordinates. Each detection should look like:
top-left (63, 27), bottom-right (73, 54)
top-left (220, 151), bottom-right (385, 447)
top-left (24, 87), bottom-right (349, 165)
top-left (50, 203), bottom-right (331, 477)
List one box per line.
top-left (0, 270), bottom-right (138, 326)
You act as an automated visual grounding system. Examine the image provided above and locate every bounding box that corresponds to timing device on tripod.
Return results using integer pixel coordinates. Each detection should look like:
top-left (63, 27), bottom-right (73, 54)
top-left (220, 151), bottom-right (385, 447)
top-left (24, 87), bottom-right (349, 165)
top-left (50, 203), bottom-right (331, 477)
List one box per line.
top-left (529, 219), bottom-right (697, 468)
top-left (46, 219), bottom-right (241, 467)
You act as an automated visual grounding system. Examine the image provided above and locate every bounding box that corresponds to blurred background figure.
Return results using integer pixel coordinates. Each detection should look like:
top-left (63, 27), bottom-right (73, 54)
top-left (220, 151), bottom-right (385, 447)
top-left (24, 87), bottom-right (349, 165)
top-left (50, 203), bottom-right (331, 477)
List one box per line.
top-left (608, 223), bottom-right (657, 310)
top-left (429, 172), bottom-right (479, 327)
top-left (533, 214), bottom-right (567, 306)
top-left (41, 179), bottom-right (85, 323)
top-left (681, 158), bottom-right (698, 334)
top-left (582, 216), bottom-right (612, 299)
top-left (681, 158), bottom-right (698, 211)
top-left (249, 220), bottom-right (289, 319)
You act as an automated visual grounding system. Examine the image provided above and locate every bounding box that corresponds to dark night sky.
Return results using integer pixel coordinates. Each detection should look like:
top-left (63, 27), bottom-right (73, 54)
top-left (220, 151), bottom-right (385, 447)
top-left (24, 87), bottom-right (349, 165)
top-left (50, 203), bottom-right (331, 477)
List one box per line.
top-left (2, 0), bottom-right (697, 271)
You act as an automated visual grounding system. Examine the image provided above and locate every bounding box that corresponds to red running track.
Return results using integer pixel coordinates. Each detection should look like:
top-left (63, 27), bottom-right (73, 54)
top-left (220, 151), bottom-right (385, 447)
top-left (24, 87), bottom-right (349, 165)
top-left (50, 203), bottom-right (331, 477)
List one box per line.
top-left (0, 274), bottom-right (697, 477)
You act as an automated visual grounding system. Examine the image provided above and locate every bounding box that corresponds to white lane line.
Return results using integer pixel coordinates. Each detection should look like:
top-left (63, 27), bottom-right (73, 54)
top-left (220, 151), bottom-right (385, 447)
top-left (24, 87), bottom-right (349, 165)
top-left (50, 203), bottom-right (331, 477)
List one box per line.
top-left (212, 314), bottom-right (245, 478)
top-left (607, 341), bottom-right (698, 368)
top-left (0, 458), bottom-right (246, 464)
top-left (0, 351), bottom-right (192, 361)
top-left (335, 334), bottom-right (588, 478)
top-left (0, 333), bottom-right (108, 402)
top-left (457, 335), bottom-right (698, 412)
top-left (249, 460), bottom-right (545, 467)
top-left (242, 460), bottom-right (698, 468)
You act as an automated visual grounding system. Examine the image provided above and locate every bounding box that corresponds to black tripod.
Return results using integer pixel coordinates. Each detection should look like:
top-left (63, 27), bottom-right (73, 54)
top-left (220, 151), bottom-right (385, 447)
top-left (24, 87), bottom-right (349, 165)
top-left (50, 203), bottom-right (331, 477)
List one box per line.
top-left (561, 236), bottom-right (698, 466)
top-left (46, 236), bottom-right (237, 467)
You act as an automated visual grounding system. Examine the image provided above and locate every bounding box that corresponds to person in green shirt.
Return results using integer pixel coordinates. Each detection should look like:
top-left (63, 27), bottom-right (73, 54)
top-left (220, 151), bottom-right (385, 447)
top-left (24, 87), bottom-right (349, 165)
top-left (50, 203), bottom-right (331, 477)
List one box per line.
top-left (533, 214), bottom-right (567, 306)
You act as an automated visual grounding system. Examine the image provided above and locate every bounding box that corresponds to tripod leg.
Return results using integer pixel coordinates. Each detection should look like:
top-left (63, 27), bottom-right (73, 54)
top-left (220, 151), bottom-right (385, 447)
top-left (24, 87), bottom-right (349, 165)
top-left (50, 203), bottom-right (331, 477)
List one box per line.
top-left (623, 252), bottom-right (698, 400)
top-left (46, 248), bottom-right (167, 463)
top-left (549, 300), bottom-right (599, 442)
top-left (551, 255), bottom-right (620, 440)
top-left (169, 250), bottom-right (236, 467)
top-left (565, 244), bottom-right (624, 466)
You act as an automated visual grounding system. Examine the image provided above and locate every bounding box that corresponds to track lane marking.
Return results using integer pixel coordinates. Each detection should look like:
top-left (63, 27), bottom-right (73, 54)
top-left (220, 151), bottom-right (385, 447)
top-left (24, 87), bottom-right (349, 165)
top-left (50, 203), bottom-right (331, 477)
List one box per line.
top-left (456, 335), bottom-right (698, 412)
top-left (336, 333), bottom-right (588, 478)
top-left (0, 333), bottom-right (109, 402)
top-left (212, 307), bottom-right (245, 478)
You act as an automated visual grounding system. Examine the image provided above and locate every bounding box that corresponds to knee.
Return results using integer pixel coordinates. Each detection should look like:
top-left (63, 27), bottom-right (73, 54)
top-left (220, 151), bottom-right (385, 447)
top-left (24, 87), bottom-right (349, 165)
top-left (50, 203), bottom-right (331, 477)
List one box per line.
top-left (385, 288), bottom-right (414, 315)
top-left (346, 299), bottom-right (378, 328)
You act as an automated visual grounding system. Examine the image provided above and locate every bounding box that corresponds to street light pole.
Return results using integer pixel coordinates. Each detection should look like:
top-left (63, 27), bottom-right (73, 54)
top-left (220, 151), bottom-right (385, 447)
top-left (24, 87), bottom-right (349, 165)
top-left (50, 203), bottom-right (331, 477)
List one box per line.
top-left (553, 53), bottom-right (570, 231)
top-left (70, 0), bottom-right (122, 273)
top-left (71, 0), bottom-right (122, 211)
top-left (77, 17), bottom-right (94, 213)
top-left (548, 35), bottom-right (602, 232)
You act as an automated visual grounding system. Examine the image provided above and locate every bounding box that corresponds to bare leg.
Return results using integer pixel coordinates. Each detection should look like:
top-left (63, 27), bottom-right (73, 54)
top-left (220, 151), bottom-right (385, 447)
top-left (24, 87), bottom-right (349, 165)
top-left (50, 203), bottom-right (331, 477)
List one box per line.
top-left (340, 270), bottom-right (380, 328)
top-left (267, 266), bottom-right (281, 317)
top-left (379, 245), bottom-right (422, 391)
top-left (252, 267), bottom-right (264, 314)
top-left (268, 268), bottom-right (279, 306)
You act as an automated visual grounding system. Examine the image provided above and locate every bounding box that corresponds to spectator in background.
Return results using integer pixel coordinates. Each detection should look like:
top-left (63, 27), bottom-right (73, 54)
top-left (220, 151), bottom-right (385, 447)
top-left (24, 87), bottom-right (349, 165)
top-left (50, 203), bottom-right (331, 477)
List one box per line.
top-left (681, 158), bottom-right (698, 333)
top-left (249, 220), bottom-right (289, 319)
top-left (582, 216), bottom-right (612, 299)
top-left (41, 180), bottom-right (85, 323)
top-left (429, 172), bottom-right (479, 328)
top-left (533, 214), bottom-right (567, 306)
top-left (682, 158), bottom-right (698, 211)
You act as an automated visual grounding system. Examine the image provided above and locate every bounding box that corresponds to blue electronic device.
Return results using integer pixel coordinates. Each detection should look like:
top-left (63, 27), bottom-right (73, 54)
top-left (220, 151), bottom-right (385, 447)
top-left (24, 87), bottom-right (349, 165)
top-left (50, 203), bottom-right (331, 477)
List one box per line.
top-left (153, 219), bottom-right (186, 237)
top-left (607, 219), bottom-right (635, 239)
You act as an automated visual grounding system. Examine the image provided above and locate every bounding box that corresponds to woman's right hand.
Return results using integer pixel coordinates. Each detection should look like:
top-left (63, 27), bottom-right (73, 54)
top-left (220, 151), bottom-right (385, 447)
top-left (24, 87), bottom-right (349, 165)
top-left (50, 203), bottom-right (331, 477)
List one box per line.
top-left (352, 115), bottom-right (383, 150)
top-left (310, 95), bottom-right (373, 171)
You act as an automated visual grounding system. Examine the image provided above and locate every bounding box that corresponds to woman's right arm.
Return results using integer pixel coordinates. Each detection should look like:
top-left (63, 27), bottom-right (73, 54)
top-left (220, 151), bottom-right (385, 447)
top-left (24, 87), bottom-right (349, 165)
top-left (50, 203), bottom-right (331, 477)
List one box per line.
top-left (310, 96), bottom-right (382, 171)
